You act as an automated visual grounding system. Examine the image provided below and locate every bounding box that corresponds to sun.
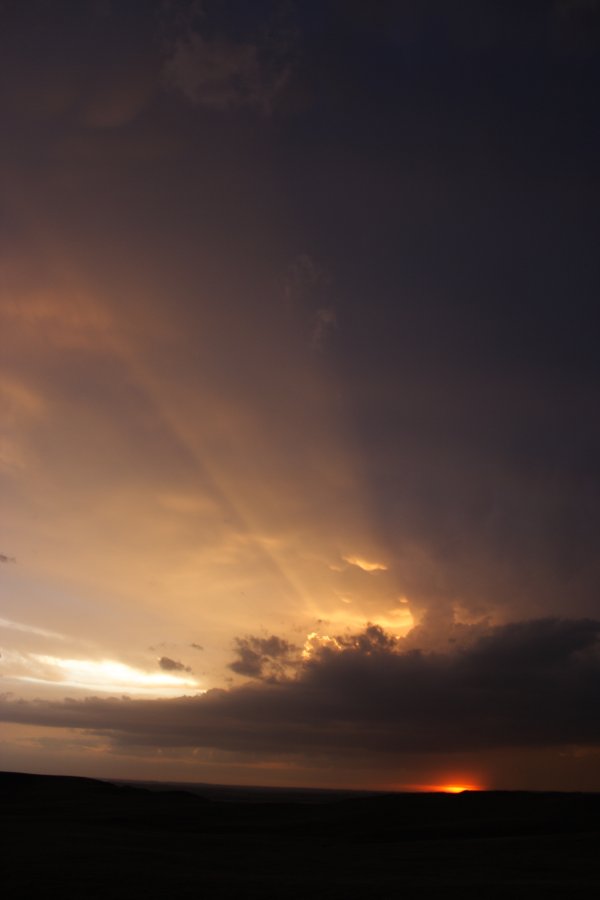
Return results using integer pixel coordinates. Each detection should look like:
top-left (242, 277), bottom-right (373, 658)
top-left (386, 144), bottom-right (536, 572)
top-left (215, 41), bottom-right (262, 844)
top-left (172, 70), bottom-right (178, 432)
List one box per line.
top-left (439, 784), bottom-right (479, 794)
top-left (406, 781), bottom-right (483, 793)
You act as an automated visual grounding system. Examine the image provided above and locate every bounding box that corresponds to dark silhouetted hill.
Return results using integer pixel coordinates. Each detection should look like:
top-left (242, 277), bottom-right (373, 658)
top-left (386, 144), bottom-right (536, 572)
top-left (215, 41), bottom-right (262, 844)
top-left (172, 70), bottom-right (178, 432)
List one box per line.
top-left (3, 771), bottom-right (600, 898)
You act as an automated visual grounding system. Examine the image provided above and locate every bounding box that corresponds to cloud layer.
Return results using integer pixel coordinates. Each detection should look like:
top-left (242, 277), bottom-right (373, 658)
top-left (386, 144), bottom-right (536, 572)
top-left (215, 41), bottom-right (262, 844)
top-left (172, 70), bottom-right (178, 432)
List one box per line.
top-left (2, 619), bottom-right (599, 764)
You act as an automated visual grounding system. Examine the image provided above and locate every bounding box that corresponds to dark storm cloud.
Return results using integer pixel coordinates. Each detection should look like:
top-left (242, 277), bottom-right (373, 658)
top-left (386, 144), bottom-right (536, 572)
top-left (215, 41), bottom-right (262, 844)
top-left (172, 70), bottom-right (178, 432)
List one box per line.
top-left (229, 635), bottom-right (298, 679)
top-left (2, 0), bottom-right (600, 730)
top-left (158, 656), bottom-right (191, 673)
top-left (301, 0), bottom-right (600, 623)
top-left (2, 619), bottom-right (599, 759)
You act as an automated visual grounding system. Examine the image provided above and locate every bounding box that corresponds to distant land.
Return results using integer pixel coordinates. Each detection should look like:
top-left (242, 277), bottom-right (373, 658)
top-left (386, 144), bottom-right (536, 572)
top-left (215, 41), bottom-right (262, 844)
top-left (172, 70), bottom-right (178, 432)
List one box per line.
top-left (3, 770), bottom-right (600, 898)
top-left (114, 777), bottom-right (387, 804)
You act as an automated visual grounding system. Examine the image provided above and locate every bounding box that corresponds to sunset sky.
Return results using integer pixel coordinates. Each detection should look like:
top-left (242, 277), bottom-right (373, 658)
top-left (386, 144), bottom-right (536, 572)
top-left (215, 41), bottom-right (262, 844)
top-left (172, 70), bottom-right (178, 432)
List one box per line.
top-left (2, 0), bottom-right (600, 791)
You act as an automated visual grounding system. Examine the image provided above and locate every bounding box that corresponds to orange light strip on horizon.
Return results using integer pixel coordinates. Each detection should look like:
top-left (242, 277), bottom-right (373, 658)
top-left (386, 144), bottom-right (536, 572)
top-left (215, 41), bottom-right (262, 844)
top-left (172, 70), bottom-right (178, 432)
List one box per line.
top-left (397, 783), bottom-right (482, 793)
top-left (434, 784), bottom-right (481, 793)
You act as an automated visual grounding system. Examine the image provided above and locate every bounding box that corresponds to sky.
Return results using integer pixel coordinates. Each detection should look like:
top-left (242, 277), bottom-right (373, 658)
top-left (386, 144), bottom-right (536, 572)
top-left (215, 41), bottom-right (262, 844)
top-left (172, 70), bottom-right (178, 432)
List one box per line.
top-left (1, 0), bottom-right (600, 791)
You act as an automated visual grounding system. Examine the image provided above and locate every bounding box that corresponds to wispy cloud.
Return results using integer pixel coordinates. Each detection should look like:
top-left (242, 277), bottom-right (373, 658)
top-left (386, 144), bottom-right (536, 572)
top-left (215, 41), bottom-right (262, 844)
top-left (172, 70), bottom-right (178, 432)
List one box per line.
top-left (0, 617), bottom-right (65, 640)
top-left (343, 556), bottom-right (388, 573)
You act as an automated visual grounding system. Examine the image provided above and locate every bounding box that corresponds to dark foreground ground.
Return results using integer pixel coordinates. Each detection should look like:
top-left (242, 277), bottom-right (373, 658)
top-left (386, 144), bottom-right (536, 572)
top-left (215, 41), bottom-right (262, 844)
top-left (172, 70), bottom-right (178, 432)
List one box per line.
top-left (3, 771), bottom-right (600, 899)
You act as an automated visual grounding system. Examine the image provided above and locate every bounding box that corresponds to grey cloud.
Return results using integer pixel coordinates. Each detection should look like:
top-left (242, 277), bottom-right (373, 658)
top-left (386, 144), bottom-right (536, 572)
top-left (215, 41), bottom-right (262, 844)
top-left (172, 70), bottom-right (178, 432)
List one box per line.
top-left (334, 623), bottom-right (399, 654)
top-left (158, 656), bottom-right (191, 673)
top-left (162, 6), bottom-right (296, 114)
top-left (164, 35), bottom-right (260, 109)
top-left (229, 635), bottom-right (298, 679)
top-left (0, 554), bottom-right (15, 563)
top-left (2, 619), bottom-right (599, 760)
top-left (190, 643), bottom-right (204, 652)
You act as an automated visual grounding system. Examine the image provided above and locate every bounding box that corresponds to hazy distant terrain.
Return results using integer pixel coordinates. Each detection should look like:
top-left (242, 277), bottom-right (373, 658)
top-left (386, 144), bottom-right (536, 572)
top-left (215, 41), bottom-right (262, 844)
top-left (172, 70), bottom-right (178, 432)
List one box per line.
top-left (3, 772), bottom-right (600, 898)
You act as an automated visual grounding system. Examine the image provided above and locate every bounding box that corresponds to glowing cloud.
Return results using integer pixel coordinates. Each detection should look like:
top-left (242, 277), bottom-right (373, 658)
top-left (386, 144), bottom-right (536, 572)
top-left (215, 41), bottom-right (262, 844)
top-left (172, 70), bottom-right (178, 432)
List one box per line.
top-left (19, 655), bottom-right (202, 697)
top-left (301, 631), bottom-right (343, 660)
top-left (343, 556), bottom-right (388, 572)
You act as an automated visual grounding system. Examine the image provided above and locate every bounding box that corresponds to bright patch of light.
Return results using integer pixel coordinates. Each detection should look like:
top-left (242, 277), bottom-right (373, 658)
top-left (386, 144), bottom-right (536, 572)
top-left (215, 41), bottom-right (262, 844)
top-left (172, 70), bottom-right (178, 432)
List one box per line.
top-left (302, 631), bottom-right (343, 659)
top-left (437, 784), bottom-right (480, 794)
top-left (20, 654), bottom-right (202, 697)
top-left (306, 606), bottom-right (414, 636)
top-left (343, 555), bottom-right (387, 572)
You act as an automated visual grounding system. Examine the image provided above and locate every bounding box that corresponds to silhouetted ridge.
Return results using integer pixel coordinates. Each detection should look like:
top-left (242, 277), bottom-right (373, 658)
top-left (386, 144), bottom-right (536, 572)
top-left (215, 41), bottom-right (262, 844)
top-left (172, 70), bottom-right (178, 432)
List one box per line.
top-left (1, 770), bottom-right (133, 800)
top-left (4, 772), bottom-right (600, 898)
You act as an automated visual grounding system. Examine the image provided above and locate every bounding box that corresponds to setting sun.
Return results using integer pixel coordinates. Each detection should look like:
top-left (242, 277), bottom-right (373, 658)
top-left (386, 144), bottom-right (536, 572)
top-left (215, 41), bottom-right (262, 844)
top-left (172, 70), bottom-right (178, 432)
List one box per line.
top-left (439, 784), bottom-right (480, 794)
top-left (399, 782), bottom-right (483, 793)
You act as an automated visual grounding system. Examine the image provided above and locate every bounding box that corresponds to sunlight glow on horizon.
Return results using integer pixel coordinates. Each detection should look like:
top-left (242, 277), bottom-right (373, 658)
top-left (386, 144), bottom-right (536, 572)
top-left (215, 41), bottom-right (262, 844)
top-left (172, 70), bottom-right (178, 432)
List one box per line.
top-left (435, 784), bottom-right (481, 794)
top-left (399, 782), bottom-right (483, 793)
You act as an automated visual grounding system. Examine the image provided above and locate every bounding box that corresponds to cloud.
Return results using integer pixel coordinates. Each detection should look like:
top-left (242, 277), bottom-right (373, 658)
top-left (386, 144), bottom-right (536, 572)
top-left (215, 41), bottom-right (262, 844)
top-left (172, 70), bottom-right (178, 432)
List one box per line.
top-left (16, 655), bottom-right (200, 696)
top-left (2, 619), bottom-right (599, 762)
top-left (158, 656), bottom-right (192, 673)
top-left (229, 635), bottom-right (298, 679)
top-left (190, 643), bottom-right (204, 652)
top-left (343, 556), bottom-right (387, 573)
top-left (162, 3), bottom-right (296, 115)
top-left (2, 1), bottom-right (599, 777)
top-left (0, 554), bottom-right (15, 564)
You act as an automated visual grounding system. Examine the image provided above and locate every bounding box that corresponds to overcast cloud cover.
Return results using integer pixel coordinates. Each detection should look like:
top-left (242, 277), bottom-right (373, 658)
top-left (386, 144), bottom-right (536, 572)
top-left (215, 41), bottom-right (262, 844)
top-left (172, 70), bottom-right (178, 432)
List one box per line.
top-left (1, 0), bottom-right (600, 788)
top-left (2, 618), bottom-right (600, 788)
